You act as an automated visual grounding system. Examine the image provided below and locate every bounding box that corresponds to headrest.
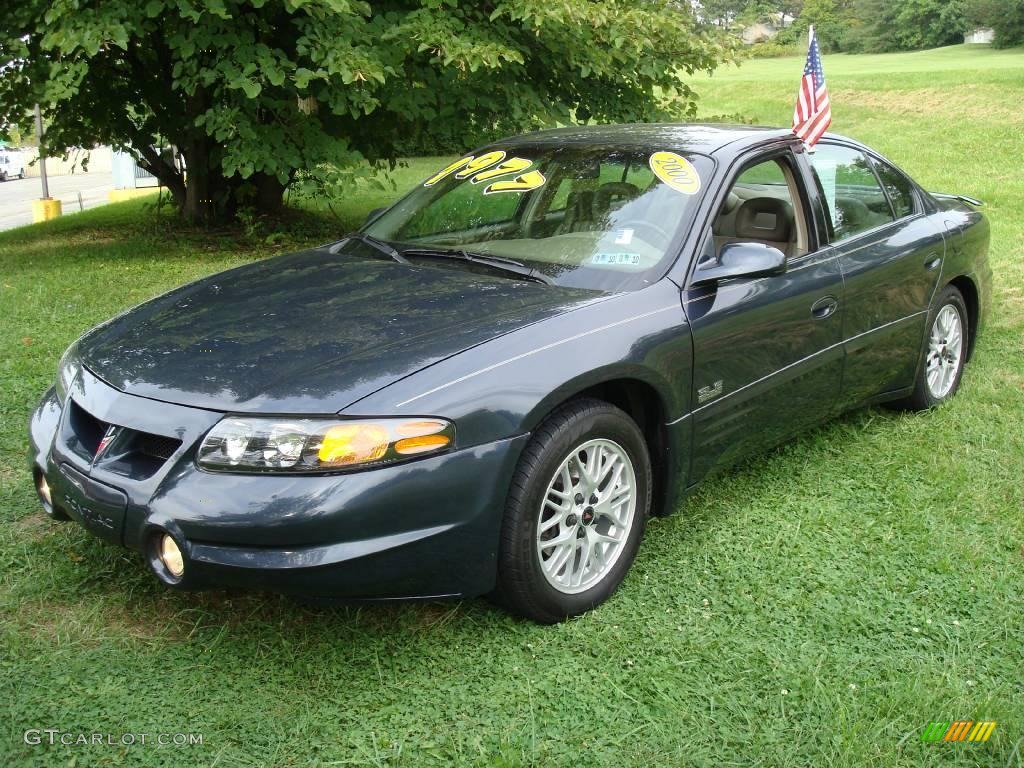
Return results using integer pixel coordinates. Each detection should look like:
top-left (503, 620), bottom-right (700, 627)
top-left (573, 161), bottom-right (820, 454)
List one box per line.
top-left (834, 196), bottom-right (870, 233)
top-left (735, 197), bottom-right (792, 242)
top-left (712, 192), bottom-right (743, 235)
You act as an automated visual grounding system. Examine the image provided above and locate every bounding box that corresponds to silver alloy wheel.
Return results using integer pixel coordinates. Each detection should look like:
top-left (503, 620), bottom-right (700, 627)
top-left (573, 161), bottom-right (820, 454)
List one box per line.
top-left (535, 438), bottom-right (637, 595)
top-left (926, 304), bottom-right (964, 399)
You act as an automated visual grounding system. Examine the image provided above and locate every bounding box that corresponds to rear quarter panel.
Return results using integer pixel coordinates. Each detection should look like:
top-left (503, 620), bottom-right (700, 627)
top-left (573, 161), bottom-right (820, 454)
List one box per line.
top-left (936, 200), bottom-right (992, 343)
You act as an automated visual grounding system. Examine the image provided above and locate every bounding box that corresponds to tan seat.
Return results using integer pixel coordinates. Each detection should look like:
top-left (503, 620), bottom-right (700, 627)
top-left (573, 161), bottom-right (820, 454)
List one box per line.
top-left (715, 197), bottom-right (795, 257)
top-left (556, 190), bottom-right (597, 234)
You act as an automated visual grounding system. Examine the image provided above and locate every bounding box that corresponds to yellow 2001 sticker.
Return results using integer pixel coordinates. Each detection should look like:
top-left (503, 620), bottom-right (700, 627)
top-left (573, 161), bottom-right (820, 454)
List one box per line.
top-left (649, 151), bottom-right (701, 195)
top-left (423, 153), bottom-right (546, 195)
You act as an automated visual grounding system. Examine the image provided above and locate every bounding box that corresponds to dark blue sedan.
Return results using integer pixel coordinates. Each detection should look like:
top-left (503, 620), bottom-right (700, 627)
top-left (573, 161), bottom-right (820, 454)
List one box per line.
top-left (29, 124), bottom-right (991, 622)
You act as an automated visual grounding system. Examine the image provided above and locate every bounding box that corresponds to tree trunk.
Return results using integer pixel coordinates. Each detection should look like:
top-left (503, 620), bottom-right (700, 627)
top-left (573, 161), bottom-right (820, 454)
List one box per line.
top-left (137, 144), bottom-right (186, 209)
top-left (181, 139), bottom-right (211, 225)
top-left (250, 172), bottom-right (287, 214)
top-left (180, 137), bottom-right (233, 226)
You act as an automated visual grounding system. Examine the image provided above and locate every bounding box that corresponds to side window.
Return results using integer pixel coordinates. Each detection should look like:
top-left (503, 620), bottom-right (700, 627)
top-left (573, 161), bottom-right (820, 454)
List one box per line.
top-left (624, 161), bottom-right (656, 189)
top-left (809, 144), bottom-right (895, 241)
top-left (547, 177), bottom-right (573, 212)
top-left (872, 159), bottom-right (916, 219)
top-left (712, 157), bottom-right (806, 259)
top-left (737, 161), bottom-right (787, 186)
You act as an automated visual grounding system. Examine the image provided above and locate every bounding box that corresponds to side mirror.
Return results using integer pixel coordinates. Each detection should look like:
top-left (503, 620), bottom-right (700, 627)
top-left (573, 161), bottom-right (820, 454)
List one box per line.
top-left (364, 207), bottom-right (387, 226)
top-left (691, 242), bottom-right (786, 286)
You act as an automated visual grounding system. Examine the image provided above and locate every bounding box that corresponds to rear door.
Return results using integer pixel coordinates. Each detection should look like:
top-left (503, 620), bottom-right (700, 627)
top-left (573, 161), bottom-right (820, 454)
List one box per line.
top-left (807, 143), bottom-right (943, 409)
top-left (685, 147), bottom-right (845, 482)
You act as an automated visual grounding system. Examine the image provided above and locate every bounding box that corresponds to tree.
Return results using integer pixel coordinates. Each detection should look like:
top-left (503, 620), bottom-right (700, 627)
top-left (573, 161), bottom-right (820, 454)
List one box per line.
top-left (698, 0), bottom-right (750, 27)
top-left (0, 1), bottom-right (731, 225)
top-left (697, 0), bottom-right (803, 27)
top-left (966, 0), bottom-right (1024, 47)
top-left (846, 0), bottom-right (966, 52)
top-left (788, 0), bottom-right (967, 52)
top-left (790, 0), bottom-right (858, 51)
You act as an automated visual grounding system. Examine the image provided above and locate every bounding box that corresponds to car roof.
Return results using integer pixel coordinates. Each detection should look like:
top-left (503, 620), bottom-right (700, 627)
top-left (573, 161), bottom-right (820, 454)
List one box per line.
top-left (502, 123), bottom-right (800, 156)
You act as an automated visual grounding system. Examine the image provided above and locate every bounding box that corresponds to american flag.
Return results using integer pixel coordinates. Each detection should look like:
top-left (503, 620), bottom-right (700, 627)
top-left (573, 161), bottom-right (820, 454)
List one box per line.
top-left (792, 26), bottom-right (831, 147)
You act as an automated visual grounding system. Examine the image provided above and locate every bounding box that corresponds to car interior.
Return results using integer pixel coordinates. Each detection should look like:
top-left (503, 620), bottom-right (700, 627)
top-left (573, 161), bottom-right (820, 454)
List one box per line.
top-left (808, 145), bottom-right (902, 240)
top-left (711, 157), bottom-right (809, 261)
top-left (407, 154), bottom-right (691, 274)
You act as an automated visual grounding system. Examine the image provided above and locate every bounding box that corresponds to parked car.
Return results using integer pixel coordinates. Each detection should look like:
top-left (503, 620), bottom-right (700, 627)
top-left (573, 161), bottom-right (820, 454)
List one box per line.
top-left (29, 125), bottom-right (991, 623)
top-left (0, 149), bottom-right (25, 181)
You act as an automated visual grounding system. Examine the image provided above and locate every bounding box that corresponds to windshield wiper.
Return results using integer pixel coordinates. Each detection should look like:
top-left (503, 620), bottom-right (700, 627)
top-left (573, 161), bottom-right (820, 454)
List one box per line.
top-left (401, 247), bottom-right (552, 285)
top-left (333, 232), bottom-right (410, 264)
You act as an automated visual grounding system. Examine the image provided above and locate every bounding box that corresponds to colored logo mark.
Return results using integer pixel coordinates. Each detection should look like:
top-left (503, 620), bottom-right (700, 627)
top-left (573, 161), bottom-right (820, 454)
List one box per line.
top-left (922, 720), bottom-right (997, 742)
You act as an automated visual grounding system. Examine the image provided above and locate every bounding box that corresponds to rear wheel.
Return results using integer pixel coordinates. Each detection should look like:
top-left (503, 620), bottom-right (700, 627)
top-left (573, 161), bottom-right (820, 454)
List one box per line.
top-left (494, 399), bottom-right (651, 623)
top-left (899, 285), bottom-right (969, 410)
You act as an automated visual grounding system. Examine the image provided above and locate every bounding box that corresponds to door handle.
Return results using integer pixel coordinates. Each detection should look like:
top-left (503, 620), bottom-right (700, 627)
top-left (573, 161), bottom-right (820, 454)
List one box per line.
top-left (924, 254), bottom-right (941, 271)
top-left (811, 295), bottom-right (839, 320)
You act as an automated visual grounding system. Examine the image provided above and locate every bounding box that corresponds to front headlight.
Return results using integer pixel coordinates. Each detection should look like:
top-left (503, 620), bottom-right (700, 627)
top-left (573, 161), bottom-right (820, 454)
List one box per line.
top-left (55, 342), bottom-right (81, 404)
top-left (196, 416), bottom-right (455, 473)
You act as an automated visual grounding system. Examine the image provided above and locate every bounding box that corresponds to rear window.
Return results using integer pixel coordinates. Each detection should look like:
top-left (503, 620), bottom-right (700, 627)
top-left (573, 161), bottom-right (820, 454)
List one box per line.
top-left (872, 159), bottom-right (917, 219)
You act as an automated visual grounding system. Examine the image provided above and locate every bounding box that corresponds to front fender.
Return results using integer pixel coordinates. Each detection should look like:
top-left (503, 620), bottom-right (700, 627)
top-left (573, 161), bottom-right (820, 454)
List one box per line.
top-left (343, 280), bottom-right (693, 449)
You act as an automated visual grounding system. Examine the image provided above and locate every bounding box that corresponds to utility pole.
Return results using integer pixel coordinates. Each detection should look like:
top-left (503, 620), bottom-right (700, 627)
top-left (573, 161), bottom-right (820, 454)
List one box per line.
top-left (34, 103), bottom-right (49, 199)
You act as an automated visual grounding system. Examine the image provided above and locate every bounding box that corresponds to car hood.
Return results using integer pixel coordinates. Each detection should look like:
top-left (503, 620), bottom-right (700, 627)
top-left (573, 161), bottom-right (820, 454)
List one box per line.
top-left (79, 248), bottom-right (600, 413)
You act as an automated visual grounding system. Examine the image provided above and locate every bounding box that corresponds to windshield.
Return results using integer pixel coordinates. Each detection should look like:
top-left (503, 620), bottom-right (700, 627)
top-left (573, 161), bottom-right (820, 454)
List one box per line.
top-left (361, 144), bottom-right (712, 291)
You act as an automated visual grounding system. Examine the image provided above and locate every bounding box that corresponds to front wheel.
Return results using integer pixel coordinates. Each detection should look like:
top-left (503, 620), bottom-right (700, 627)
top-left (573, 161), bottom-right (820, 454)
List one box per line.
top-left (899, 285), bottom-right (969, 410)
top-left (493, 399), bottom-right (651, 623)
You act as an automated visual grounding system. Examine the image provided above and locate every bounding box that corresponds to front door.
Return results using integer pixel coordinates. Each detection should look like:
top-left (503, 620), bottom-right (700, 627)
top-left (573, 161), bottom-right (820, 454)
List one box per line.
top-left (686, 151), bottom-right (845, 482)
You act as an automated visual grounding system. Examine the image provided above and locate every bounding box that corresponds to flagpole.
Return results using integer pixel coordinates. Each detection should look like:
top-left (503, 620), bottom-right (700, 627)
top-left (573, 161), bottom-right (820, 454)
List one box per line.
top-left (801, 25), bottom-right (816, 153)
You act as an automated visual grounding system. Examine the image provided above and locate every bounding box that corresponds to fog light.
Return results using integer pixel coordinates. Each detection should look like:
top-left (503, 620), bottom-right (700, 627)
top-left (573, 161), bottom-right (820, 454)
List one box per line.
top-left (36, 474), bottom-right (52, 506)
top-left (159, 534), bottom-right (185, 578)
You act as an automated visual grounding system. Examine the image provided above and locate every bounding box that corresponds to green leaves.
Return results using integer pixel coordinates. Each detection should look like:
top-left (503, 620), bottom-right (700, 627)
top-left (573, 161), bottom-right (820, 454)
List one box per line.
top-left (1, 0), bottom-right (729, 221)
top-left (239, 79), bottom-right (261, 99)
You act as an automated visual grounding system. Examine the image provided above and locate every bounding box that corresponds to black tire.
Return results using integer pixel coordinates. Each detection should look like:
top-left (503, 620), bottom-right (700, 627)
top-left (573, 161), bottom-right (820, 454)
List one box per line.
top-left (897, 285), bottom-right (969, 411)
top-left (493, 398), bottom-right (651, 623)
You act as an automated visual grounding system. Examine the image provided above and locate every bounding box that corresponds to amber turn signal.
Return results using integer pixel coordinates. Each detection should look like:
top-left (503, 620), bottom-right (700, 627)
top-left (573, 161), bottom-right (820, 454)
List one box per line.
top-left (394, 434), bottom-right (451, 455)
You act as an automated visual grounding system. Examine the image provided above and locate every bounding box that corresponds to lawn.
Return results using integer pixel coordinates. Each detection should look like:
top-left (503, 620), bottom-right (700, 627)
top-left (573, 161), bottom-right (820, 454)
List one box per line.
top-left (2, 44), bottom-right (1023, 767)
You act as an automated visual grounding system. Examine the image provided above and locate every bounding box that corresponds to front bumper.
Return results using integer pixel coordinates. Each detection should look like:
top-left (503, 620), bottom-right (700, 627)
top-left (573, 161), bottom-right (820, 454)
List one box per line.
top-left (28, 368), bottom-right (528, 599)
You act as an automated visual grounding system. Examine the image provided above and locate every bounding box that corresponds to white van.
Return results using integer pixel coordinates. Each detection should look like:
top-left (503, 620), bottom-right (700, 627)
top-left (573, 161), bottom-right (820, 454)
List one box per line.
top-left (0, 150), bottom-right (26, 181)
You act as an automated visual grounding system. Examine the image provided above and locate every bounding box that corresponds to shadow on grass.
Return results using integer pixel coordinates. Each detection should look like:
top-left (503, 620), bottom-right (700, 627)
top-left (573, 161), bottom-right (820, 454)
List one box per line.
top-left (0, 200), bottom-right (347, 272)
top-left (11, 514), bottom-right (516, 649)
top-left (10, 404), bottom-right (913, 654)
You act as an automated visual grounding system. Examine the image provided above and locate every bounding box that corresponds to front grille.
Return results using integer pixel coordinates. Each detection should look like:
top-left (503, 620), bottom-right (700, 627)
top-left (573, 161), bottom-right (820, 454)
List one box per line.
top-left (134, 433), bottom-right (181, 462)
top-left (63, 399), bottom-right (182, 480)
top-left (66, 400), bottom-right (110, 462)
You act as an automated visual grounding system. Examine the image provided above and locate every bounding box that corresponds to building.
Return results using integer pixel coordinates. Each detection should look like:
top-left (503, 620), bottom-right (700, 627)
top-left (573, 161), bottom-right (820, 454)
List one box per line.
top-left (964, 28), bottom-right (995, 44)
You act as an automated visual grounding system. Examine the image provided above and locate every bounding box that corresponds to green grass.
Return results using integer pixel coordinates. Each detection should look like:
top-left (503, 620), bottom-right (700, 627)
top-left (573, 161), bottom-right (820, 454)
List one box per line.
top-left (2, 45), bottom-right (1024, 767)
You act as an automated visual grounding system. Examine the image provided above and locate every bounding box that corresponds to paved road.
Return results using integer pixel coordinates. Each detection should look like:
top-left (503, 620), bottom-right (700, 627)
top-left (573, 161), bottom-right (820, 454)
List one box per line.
top-left (0, 173), bottom-right (115, 232)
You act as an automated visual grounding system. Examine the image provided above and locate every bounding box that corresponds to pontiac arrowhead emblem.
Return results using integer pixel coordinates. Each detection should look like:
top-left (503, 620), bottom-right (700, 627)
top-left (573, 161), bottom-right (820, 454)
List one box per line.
top-left (94, 425), bottom-right (118, 461)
